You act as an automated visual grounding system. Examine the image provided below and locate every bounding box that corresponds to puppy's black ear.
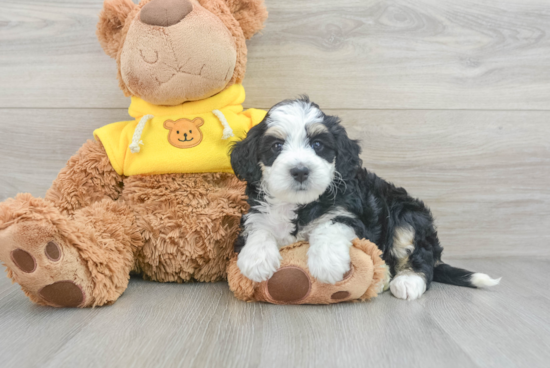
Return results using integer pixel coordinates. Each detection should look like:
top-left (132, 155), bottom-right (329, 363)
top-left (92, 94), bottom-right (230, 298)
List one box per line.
top-left (328, 117), bottom-right (362, 180)
top-left (230, 122), bottom-right (266, 184)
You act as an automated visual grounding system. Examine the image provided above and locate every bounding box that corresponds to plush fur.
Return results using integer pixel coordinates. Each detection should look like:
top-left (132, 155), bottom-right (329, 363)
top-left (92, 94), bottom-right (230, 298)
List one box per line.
top-left (227, 238), bottom-right (390, 305)
top-left (0, 0), bottom-right (266, 307)
top-left (0, 139), bottom-right (249, 307)
top-left (231, 98), bottom-right (501, 300)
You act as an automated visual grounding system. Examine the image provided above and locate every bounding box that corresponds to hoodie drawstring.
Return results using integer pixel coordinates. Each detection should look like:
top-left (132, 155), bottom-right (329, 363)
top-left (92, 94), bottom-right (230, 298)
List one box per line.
top-left (212, 110), bottom-right (234, 140)
top-left (129, 114), bottom-right (154, 153)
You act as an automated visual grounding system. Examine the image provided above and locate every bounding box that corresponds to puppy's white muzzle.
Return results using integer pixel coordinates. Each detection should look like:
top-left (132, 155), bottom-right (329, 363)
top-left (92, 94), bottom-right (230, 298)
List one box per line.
top-left (263, 148), bottom-right (334, 204)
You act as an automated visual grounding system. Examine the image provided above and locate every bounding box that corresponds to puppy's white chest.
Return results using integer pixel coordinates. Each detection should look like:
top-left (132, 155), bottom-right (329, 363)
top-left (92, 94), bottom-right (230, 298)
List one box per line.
top-left (246, 202), bottom-right (297, 247)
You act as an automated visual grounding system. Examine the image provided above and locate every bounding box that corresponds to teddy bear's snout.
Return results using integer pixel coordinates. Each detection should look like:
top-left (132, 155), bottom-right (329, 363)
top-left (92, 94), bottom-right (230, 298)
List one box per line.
top-left (141, 0), bottom-right (193, 27)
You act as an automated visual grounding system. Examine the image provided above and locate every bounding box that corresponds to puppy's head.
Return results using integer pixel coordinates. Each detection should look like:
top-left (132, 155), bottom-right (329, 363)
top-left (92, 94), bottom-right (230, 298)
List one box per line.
top-left (231, 97), bottom-right (362, 204)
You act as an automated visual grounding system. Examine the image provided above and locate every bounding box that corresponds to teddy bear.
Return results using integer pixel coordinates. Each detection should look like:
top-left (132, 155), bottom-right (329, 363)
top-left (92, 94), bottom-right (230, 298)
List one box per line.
top-left (0, 0), bottom-right (268, 308)
top-left (0, 0), bottom-right (389, 308)
top-left (228, 239), bottom-right (389, 304)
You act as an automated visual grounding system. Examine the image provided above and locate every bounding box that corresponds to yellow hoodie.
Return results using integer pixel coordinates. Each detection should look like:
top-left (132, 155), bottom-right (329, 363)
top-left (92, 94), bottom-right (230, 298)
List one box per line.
top-left (94, 84), bottom-right (266, 176)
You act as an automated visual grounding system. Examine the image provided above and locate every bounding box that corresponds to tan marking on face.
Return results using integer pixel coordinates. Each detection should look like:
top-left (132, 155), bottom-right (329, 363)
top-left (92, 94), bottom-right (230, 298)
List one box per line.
top-left (265, 126), bottom-right (287, 140)
top-left (306, 123), bottom-right (328, 136)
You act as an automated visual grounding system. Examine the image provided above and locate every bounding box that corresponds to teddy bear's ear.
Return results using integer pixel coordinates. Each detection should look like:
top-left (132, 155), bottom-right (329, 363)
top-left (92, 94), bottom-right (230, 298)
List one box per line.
top-left (163, 120), bottom-right (175, 129)
top-left (96, 0), bottom-right (137, 58)
top-left (192, 118), bottom-right (205, 127)
top-left (223, 0), bottom-right (268, 39)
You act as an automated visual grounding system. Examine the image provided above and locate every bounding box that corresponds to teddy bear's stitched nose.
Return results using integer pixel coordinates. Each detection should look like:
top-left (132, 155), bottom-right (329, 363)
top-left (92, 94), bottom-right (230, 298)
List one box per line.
top-left (140, 0), bottom-right (193, 27)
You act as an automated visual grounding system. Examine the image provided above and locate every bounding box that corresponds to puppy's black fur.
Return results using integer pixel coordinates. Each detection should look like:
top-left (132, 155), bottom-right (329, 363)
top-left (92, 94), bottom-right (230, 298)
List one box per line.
top-left (231, 97), bottom-right (480, 290)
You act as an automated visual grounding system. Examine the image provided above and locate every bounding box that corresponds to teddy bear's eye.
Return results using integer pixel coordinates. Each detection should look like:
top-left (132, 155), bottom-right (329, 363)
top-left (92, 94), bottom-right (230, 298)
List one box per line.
top-left (177, 131), bottom-right (179, 134)
top-left (189, 130), bottom-right (192, 133)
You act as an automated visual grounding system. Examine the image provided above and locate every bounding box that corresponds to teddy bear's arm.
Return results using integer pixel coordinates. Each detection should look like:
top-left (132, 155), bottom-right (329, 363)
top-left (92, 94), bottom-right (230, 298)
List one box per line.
top-left (45, 140), bottom-right (124, 216)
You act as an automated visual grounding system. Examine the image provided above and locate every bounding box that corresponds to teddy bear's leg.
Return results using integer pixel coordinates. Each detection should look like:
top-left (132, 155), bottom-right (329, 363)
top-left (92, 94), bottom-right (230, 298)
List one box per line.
top-left (228, 239), bottom-right (391, 305)
top-left (0, 195), bottom-right (141, 307)
top-left (45, 140), bottom-right (124, 216)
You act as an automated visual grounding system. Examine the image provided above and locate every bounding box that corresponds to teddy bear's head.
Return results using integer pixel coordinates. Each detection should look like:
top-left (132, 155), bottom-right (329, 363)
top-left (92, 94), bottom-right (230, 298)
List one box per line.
top-left (97, 0), bottom-right (267, 106)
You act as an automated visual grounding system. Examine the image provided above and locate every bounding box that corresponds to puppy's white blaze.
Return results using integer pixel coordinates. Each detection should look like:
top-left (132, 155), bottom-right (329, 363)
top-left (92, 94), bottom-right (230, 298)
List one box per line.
top-left (262, 100), bottom-right (335, 204)
top-left (390, 271), bottom-right (427, 301)
top-left (471, 273), bottom-right (501, 288)
top-left (267, 100), bottom-right (324, 133)
top-left (391, 225), bottom-right (415, 259)
top-left (307, 221), bottom-right (357, 284)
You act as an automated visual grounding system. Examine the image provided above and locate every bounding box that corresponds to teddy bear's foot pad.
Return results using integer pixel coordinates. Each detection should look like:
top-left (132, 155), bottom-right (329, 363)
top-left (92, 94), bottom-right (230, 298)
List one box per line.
top-left (39, 281), bottom-right (85, 308)
top-left (266, 267), bottom-right (311, 303)
top-left (0, 216), bottom-right (93, 308)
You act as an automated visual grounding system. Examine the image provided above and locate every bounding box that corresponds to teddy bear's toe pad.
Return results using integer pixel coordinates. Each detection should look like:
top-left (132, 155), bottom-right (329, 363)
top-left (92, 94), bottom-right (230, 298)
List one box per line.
top-left (10, 249), bottom-right (37, 273)
top-left (267, 267), bottom-right (311, 302)
top-left (39, 281), bottom-right (85, 308)
top-left (331, 291), bottom-right (351, 300)
top-left (45, 241), bottom-right (61, 261)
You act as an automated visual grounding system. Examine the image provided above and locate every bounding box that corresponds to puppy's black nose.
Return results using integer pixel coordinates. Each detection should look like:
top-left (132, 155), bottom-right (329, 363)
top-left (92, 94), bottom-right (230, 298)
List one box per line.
top-left (290, 167), bottom-right (310, 184)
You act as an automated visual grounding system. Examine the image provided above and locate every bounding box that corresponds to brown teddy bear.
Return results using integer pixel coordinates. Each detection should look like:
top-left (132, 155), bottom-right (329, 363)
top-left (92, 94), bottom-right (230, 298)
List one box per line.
top-left (0, 0), bottom-right (268, 308)
top-left (0, 0), bottom-right (388, 307)
top-left (228, 239), bottom-right (389, 305)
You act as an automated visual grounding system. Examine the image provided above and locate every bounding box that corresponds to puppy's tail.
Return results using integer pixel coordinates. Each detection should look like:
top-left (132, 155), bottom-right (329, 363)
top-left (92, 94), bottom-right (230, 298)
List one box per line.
top-left (433, 263), bottom-right (501, 288)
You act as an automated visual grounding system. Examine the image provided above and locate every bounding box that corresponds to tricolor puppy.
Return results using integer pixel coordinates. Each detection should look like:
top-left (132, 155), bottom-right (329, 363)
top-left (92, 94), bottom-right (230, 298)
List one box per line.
top-left (230, 97), bottom-right (500, 300)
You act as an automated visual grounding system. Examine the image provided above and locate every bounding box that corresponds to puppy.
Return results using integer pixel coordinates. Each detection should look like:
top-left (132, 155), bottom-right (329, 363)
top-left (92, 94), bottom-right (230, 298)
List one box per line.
top-left (230, 97), bottom-right (500, 300)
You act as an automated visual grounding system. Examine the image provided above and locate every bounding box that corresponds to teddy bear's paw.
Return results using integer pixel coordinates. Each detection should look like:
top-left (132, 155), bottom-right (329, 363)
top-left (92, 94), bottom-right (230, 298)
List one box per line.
top-left (262, 265), bottom-right (356, 304)
top-left (0, 205), bottom-right (93, 307)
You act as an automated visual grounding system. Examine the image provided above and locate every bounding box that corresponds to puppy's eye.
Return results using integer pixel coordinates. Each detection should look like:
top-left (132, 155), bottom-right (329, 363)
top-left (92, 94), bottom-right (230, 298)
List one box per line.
top-left (311, 141), bottom-right (324, 151)
top-left (272, 142), bottom-right (283, 153)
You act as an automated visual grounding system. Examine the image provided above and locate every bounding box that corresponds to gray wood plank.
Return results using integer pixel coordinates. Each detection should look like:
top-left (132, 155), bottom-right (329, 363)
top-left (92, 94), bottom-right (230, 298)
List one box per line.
top-left (0, 259), bottom-right (548, 368)
top-left (28, 281), bottom-right (478, 368)
top-left (426, 259), bottom-right (550, 368)
top-left (0, 276), bottom-right (103, 368)
top-left (0, 108), bottom-right (130, 199)
top-left (339, 109), bottom-right (550, 258)
top-left (1, 0), bottom-right (550, 110)
top-left (1, 108), bottom-right (548, 258)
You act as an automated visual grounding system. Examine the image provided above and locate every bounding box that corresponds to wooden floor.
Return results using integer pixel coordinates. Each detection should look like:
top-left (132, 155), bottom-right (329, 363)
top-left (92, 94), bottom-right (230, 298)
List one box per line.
top-left (1, 0), bottom-right (549, 367)
top-left (0, 258), bottom-right (549, 368)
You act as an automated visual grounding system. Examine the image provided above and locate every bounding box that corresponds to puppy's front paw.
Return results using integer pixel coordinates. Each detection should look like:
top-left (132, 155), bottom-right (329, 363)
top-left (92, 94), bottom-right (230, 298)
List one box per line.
top-left (390, 272), bottom-right (426, 301)
top-left (237, 244), bottom-right (282, 283)
top-left (307, 250), bottom-right (351, 285)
